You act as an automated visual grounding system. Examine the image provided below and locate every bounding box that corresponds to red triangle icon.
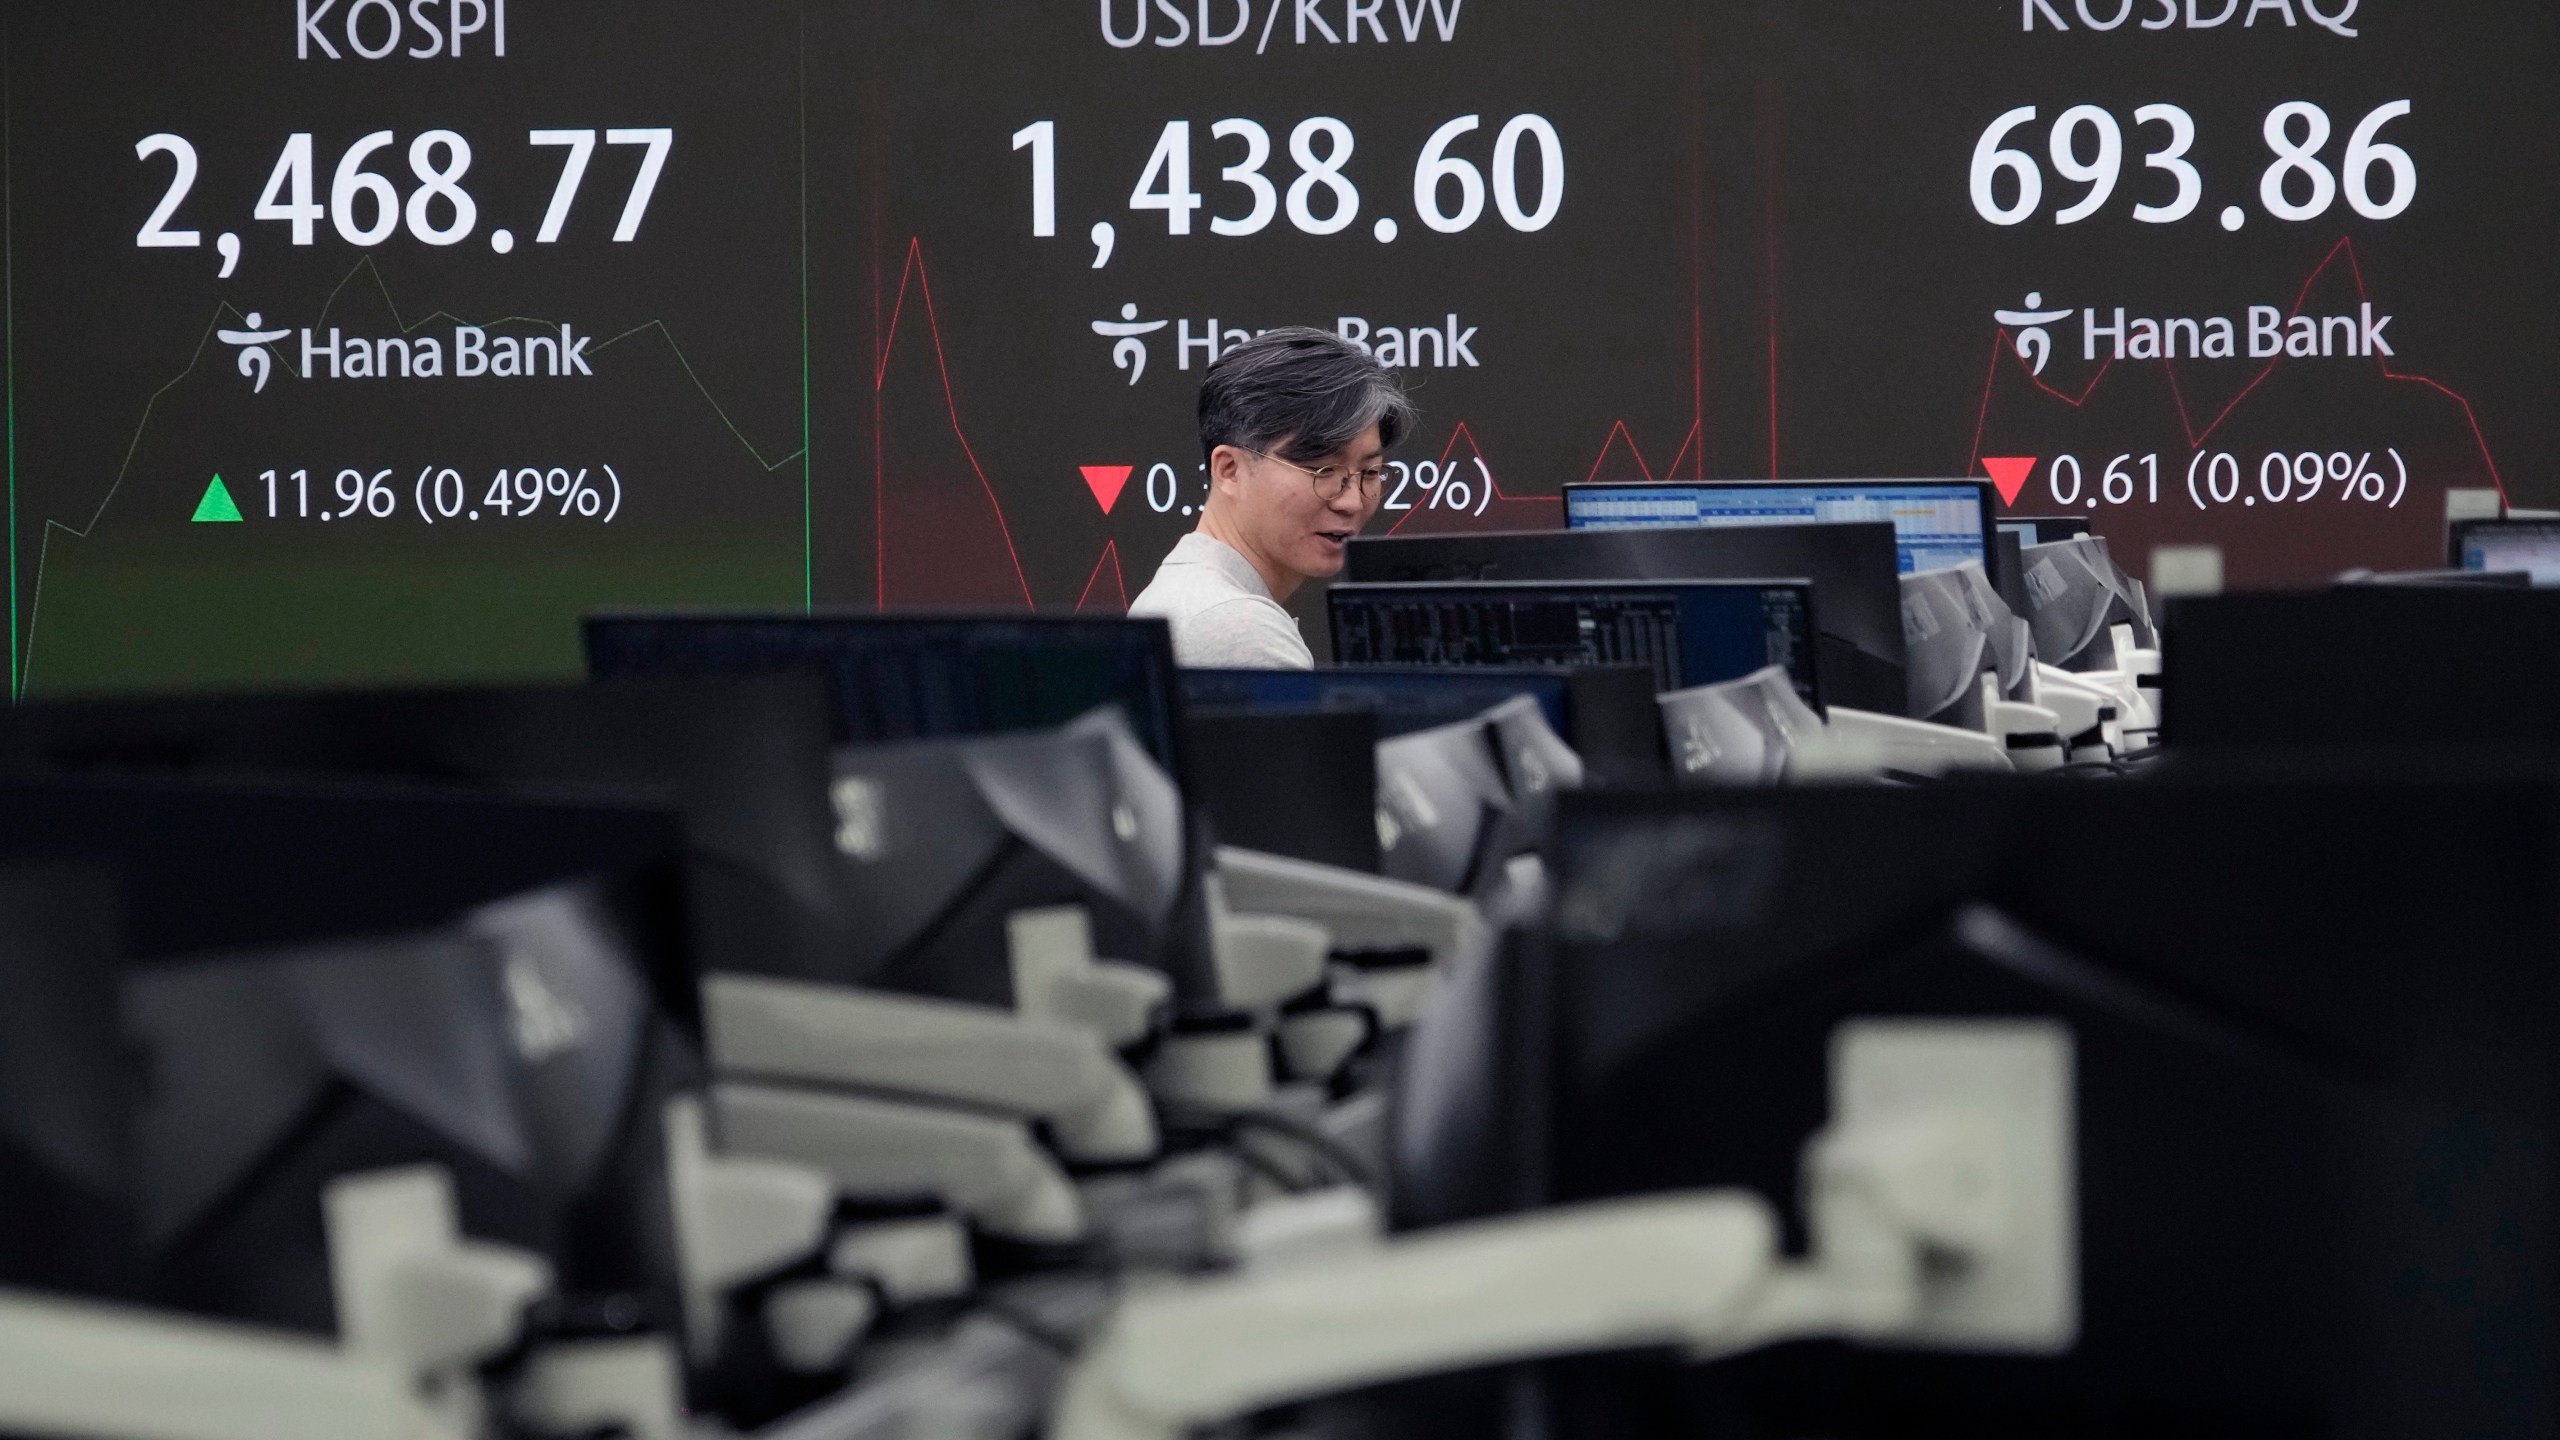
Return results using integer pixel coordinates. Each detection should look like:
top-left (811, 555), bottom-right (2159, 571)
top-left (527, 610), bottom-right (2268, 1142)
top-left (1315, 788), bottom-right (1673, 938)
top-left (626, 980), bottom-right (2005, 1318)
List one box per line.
top-left (1982, 457), bottom-right (2038, 508)
top-left (1080, 465), bottom-right (1134, 515)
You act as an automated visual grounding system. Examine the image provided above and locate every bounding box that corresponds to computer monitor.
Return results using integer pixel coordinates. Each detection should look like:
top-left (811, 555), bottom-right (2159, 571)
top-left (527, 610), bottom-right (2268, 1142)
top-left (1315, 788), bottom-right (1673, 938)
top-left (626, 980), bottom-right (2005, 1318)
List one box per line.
top-left (2020, 536), bottom-right (2152, 671)
top-left (1900, 566), bottom-right (1995, 726)
top-left (583, 612), bottom-right (1186, 782)
top-left (2334, 567), bottom-right (2531, 589)
top-left (826, 707), bottom-right (1220, 1012)
top-left (1655, 666), bottom-right (1825, 786)
top-left (1990, 527), bottom-right (2033, 620)
top-left (0, 776), bottom-right (686, 967)
top-left (1372, 718), bottom-right (1513, 897)
top-left (0, 777), bottom-right (693, 1345)
top-left (1181, 708), bottom-right (1380, 873)
top-left (2449, 518), bottom-right (2560, 582)
top-left (1179, 665), bottom-right (1665, 786)
top-left (1899, 562), bottom-right (2037, 726)
top-left (2166, 587), bottom-right (2560, 752)
top-left (1998, 515), bottom-right (2094, 546)
top-left (0, 677), bottom-right (845, 1025)
top-left (1563, 480), bottom-right (1995, 577)
top-left (1328, 581), bottom-right (1820, 706)
top-left (129, 877), bottom-right (697, 1346)
top-left (1395, 774), bottom-right (2560, 1437)
top-left (1345, 524), bottom-right (1906, 718)
top-left (0, 864), bottom-right (138, 1303)
top-left (1371, 696), bottom-right (1582, 898)
top-left (1185, 665), bottom-right (1567, 736)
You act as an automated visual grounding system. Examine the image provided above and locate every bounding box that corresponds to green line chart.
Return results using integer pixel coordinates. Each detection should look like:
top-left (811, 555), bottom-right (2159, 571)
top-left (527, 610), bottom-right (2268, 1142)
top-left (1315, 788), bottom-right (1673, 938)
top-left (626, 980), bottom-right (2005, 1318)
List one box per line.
top-left (10, 255), bottom-right (807, 698)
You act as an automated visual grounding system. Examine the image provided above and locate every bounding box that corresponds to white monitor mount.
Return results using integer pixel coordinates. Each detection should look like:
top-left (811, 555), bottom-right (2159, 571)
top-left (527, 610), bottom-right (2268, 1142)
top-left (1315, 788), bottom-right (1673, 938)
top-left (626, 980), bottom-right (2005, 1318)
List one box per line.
top-left (1050, 1018), bottom-right (2077, 1440)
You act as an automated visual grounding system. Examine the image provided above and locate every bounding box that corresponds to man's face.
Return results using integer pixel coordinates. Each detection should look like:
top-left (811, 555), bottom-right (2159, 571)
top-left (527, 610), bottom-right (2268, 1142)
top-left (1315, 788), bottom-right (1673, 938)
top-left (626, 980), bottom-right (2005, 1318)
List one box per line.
top-left (1216, 423), bottom-right (1386, 582)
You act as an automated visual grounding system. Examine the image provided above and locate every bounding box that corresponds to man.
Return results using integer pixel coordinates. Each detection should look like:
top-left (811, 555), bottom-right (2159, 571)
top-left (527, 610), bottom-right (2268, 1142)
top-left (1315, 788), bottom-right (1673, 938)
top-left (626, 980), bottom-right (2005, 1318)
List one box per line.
top-left (1130, 327), bottom-right (1415, 669)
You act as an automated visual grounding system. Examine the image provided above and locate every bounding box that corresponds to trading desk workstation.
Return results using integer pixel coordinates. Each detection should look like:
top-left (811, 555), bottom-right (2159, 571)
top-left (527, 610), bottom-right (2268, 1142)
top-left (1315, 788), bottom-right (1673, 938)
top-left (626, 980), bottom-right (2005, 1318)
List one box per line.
top-left (16, 465), bottom-right (2560, 1440)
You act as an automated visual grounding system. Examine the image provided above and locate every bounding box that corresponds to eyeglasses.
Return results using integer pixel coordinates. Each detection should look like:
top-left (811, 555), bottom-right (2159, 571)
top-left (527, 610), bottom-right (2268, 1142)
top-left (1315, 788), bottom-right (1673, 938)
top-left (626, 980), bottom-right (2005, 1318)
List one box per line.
top-left (1244, 448), bottom-right (1389, 502)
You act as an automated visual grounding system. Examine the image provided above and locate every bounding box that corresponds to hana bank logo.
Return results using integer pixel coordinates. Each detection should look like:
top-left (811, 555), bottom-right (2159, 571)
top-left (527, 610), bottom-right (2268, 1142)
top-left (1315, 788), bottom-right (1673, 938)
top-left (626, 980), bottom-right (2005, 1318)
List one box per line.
top-left (218, 311), bottom-right (293, 393)
top-left (1994, 292), bottom-right (2074, 377)
top-left (1093, 303), bottom-right (1170, 385)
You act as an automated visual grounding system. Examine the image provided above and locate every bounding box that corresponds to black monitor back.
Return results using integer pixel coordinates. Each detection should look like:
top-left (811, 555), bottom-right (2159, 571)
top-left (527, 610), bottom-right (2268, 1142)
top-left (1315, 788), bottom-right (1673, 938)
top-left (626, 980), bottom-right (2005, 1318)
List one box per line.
top-left (1181, 708), bottom-right (1381, 873)
top-left (2166, 587), bottom-right (2560, 752)
top-left (0, 777), bottom-right (696, 1343)
top-left (1397, 777), bottom-right (2560, 1438)
top-left (1373, 716), bottom-right (1519, 897)
top-left (1179, 665), bottom-right (1663, 787)
top-left (1346, 524), bottom-right (1907, 715)
top-left (826, 710), bottom-right (1220, 1011)
top-left (1991, 527), bottom-right (2032, 620)
top-left (583, 611), bottom-right (1186, 782)
top-left (1183, 666), bottom-right (1571, 739)
top-left (2020, 536), bottom-right (2151, 670)
top-left (0, 774), bottom-right (688, 991)
top-left (127, 878), bottom-right (697, 1342)
top-left (0, 864), bottom-right (138, 1302)
top-left (0, 678), bottom-right (843, 1022)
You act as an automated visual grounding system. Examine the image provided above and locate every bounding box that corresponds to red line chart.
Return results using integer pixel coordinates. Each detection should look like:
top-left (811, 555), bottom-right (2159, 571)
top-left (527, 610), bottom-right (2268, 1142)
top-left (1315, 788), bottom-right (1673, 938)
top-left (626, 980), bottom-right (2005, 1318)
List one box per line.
top-left (865, 230), bottom-right (1740, 599)
top-left (1076, 540), bottom-right (1129, 612)
top-left (1964, 236), bottom-right (2508, 505)
top-left (1379, 417), bottom-right (1707, 539)
top-left (872, 229), bottom-right (2512, 606)
top-left (1583, 419), bottom-right (1703, 486)
top-left (873, 236), bottom-right (1036, 609)
top-left (870, 236), bottom-right (1714, 603)
top-left (1382, 422), bottom-right (1559, 538)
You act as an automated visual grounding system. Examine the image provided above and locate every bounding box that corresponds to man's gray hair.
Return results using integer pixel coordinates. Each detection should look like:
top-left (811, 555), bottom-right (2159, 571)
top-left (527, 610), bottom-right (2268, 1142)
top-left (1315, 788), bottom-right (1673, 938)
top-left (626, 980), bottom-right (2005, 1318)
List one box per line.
top-left (1197, 326), bottom-right (1416, 465)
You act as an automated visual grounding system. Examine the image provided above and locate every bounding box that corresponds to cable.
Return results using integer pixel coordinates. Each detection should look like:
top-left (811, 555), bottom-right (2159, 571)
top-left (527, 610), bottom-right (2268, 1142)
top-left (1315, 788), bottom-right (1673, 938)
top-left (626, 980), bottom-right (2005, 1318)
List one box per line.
top-left (1224, 1110), bottom-right (1376, 1191)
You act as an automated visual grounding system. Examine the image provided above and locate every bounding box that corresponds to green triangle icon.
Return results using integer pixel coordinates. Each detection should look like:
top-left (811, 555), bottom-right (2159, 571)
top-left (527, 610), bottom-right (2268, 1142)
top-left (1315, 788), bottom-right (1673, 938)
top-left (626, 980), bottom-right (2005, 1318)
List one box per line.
top-left (191, 475), bottom-right (243, 524)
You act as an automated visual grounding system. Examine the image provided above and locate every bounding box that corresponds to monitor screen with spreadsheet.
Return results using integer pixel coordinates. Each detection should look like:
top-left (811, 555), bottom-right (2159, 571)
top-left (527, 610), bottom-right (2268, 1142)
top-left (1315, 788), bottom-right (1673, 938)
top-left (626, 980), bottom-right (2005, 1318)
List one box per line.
top-left (1327, 580), bottom-right (1818, 706)
top-left (2449, 519), bottom-right (2560, 584)
top-left (1345, 523), bottom-right (1906, 717)
top-left (1563, 481), bottom-right (1995, 575)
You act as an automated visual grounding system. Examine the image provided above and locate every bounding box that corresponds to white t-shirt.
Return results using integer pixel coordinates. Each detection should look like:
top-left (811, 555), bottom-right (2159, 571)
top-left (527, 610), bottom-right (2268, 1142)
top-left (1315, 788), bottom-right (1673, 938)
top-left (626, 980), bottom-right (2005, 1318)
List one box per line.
top-left (1128, 533), bottom-right (1314, 670)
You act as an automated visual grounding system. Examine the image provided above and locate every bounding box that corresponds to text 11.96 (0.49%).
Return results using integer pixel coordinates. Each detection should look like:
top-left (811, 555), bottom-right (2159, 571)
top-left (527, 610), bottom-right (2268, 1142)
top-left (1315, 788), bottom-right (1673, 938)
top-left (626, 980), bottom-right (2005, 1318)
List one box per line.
top-left (247, 466), bottom-right (624, 524)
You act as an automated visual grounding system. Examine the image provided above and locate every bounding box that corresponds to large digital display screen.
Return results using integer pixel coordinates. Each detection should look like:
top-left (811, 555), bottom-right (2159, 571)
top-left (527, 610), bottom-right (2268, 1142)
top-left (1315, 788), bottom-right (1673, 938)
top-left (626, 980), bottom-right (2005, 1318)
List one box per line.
top-left (5, 2), bottom-right (2548, 694)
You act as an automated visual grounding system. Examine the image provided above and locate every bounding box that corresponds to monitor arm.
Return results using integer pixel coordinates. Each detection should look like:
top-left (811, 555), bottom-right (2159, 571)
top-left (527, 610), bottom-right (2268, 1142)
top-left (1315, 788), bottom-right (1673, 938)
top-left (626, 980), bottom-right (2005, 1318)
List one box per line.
top-left (703, 974), bottom-right (1158, 1164)
top-left (324, 1165), bottom-right (553, 1385)
top-left (327, 1167), bottom-right (700, 1440)
top-left (1979, 675), bottom-right (2069, 774)
top-left (2031, 666), bottom-right (2123, 756)
top-left (1052, 1192), bottom-right (1791, 1440)
top-left (1212, 846), bottom-right (1489, 975)
top-left (1141, 851), bottom-right (1497, 1107)
top-left (1804, 708), bottom-right (2015, 778)
top-left (1050, 1018), bottom-right (2075, 1440)
top-left (0, 1165), bottom-right (570, 1440)
top-left (0, 1288), bottom-right (447, 1440)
